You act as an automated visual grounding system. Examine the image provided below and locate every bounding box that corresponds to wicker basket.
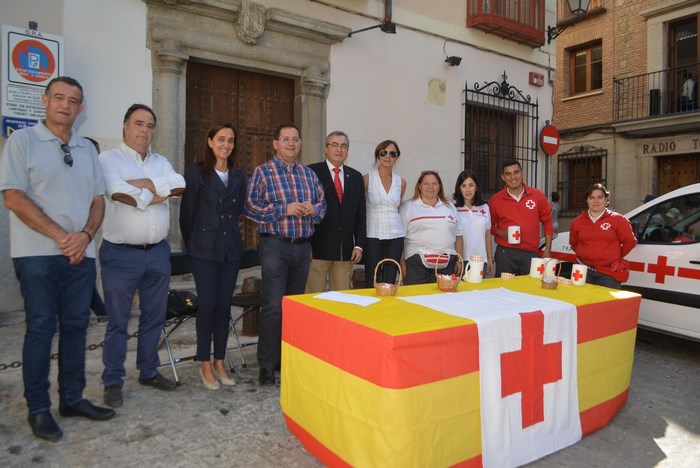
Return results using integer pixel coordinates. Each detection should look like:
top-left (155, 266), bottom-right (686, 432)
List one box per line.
top-left (373, 258), bottom-right (402, 296)
top-left (435, 252), bottom-right (464, 292)
top-left (541, 258), bottom-right (562, 290)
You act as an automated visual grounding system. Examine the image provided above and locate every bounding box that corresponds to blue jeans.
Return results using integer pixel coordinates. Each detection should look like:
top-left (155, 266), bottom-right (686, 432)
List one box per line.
top-left (189, 255), bottom-right (241, 361)
top-left (13, 255), bottom-right (95, 414)
top-left (364, 237), bottom-right (405, 286)
top-left (258, 236), bottom-right (311, 369)
top-left (100, 240), bottom-right (171, 386)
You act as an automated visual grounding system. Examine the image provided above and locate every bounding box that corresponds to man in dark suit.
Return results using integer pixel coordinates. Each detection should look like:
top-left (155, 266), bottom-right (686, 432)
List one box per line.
top-left (306, 131), bottom-right (367, 292)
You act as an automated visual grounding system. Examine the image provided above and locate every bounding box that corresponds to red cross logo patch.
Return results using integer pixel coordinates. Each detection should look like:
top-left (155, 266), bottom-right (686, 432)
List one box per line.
top-left (600, 222), bottom-right (611, 230)
top-left (525, 200), bottom-right (536, 210)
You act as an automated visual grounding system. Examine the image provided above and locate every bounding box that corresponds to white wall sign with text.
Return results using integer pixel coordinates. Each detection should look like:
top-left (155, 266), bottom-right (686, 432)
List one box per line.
top-left (2, 24), bottom-right (63, 137)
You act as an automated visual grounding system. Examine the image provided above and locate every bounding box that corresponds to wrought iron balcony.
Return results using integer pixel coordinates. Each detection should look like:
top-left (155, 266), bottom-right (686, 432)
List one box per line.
top-left (613, 63), bottom-right (699, 124)
top-left (467, 0), bottom-right (545, 48)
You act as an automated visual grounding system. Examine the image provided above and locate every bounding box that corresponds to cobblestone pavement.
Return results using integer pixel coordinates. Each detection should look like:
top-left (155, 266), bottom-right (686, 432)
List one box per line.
top-left (1, 306), bottom-right (698, 467)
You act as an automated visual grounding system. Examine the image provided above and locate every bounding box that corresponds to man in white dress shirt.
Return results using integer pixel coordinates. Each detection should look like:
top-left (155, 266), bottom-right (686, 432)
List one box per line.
top-left (99, 104), bottom-right (185, 408)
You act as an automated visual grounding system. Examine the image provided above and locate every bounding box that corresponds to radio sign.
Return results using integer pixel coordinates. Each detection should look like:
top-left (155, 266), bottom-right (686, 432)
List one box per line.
top-left (1, 24), bottom-right (63, 129)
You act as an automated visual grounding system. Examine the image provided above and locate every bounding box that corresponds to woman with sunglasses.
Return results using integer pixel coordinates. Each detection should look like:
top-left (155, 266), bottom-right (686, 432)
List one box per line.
top-left (400, 171), bottom-right (463, 285)
top-left (453, 170), bottom-right (493, 275)
top-left (363, 140), bottom-right (406, 287)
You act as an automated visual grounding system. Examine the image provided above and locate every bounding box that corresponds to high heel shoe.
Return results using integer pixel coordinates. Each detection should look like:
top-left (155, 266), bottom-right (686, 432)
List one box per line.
top-left (212, 368), bottom-right (236, 386)
top-left (200, 368), bottom-right (220, 391)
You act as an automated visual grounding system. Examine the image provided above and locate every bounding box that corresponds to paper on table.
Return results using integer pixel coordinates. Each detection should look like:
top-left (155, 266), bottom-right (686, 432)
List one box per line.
top-left (314, 291), bottom-right (380, 307)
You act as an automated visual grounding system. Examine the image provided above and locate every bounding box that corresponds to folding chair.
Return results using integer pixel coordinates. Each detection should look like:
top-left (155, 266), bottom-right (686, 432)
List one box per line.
top-left (161, 252), bottom-right (237, 384)
top-left (161, 252), bottom-right (197, 385)
top-left (229, 248), bottom-right (261, 370)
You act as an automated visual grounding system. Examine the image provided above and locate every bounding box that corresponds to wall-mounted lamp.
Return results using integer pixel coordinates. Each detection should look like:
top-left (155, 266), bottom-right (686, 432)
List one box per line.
top-left (547, 0), bottom-right (591, 44)
top-left (443, 40), bottom-right (462, 67)
top-left (348, 21), bottom-right (396, 37)
top-left (348, 0), bottom-right (396, 37)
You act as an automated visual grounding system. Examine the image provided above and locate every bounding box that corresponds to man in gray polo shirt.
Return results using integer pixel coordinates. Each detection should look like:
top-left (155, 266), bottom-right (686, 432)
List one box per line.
top-left (0, 76), bottom-right (115, 442)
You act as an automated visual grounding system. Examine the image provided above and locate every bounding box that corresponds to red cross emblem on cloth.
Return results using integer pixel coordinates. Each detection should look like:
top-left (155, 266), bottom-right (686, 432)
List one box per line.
top-left (501, 311), bottom-right (563, 428)
top-left (526, 200), bottom-right (536, 210)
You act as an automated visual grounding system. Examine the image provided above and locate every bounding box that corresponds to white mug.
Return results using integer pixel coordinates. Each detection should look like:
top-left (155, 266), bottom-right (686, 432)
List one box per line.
top-left (507, 225), bottom-right (521, 244)
top-left (529, 257), bottom-right (546, 279)
top-left (571, 264), bottom-right (588, 286)
top-left (464, 260), bottom-right (485, 284)
top-left (543, 258), bottom-right (559, 279)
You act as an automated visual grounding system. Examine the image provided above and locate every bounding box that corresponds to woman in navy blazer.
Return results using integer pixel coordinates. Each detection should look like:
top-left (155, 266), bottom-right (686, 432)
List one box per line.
top-left (179, 123), bottom-right (246, 390)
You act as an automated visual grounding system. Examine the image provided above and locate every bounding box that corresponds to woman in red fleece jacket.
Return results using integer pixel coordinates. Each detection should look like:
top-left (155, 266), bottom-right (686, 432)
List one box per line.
top-left (570, 183), bottom-right (637, 288)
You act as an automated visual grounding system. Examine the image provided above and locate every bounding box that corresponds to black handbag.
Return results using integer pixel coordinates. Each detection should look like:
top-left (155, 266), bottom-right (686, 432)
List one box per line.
top-left (167, 290), bottom-right (198, 318)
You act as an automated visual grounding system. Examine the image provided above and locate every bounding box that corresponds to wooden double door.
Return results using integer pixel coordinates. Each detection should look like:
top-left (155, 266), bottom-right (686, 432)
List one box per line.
top-left (185, 61), bottom-right (294, 247)
top-left (657, 154), bottom-right (700, 195)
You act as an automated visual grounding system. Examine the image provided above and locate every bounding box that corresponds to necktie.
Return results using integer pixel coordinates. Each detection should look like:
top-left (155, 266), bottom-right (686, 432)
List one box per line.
top-left (333, 167), bottom-right (343, 203)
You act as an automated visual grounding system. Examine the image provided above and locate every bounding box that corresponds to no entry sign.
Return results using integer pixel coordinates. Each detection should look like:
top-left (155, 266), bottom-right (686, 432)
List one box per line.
top-left (540, 125), bottom-right (560, 155)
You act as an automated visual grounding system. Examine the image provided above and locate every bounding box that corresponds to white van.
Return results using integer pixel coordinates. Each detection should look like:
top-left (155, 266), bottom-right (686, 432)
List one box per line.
top-left (549, 183), bottom-right (700, 340)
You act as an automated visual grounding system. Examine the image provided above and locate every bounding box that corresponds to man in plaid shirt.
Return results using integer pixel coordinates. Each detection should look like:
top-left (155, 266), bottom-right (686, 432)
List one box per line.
top-left (245, 123), bottom-right (326, 385)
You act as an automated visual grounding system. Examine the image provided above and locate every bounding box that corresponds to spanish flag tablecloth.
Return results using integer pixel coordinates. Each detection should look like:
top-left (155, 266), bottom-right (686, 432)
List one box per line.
top-left (280, 277), bottom-right (641, 467)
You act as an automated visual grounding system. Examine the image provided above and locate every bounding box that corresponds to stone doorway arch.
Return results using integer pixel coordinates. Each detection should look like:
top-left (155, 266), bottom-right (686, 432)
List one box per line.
top-left (144, 0), bottom-right (349, 246)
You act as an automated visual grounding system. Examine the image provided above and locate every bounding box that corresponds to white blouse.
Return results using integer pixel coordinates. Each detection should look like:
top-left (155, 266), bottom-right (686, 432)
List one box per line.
top-left (366, 169), bottom-right (405, 239)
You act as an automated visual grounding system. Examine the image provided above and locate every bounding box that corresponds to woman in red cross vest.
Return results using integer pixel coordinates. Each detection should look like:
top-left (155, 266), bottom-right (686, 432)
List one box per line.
top-left (399, 171), bottom-right (463, 285)
top-left (569, 183), bottom-right (637, 288)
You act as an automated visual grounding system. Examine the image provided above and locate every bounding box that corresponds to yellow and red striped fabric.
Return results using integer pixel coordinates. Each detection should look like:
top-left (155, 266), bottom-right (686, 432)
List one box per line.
top-left (281, 277), bottom-right (641, 467)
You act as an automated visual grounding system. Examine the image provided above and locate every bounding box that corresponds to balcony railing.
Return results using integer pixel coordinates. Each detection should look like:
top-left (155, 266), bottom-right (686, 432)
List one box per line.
top-left (613, 63), bottom-right (699, 123)
top-left (467, 0), bottom-right (545, 48)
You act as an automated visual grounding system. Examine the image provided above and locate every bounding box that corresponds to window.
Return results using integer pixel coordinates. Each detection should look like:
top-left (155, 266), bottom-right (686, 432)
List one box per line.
top-left (629, 194), bottom-right (700, 244)
top-left (556, 145), bottom-right (607, 214)
top-left (569, 43), bottom-right (602, 95)
top-left (464, 75), bottom-right (540, 199)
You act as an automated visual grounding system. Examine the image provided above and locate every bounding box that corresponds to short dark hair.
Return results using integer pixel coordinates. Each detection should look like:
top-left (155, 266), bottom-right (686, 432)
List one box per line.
top-left (501, 159), bottom-right (521, 172)
top-left (585, 183), bottom-right (610, 200)
top-left (123, 103), bottom-right (157, 126)
top-left (453, 170), bottom-right (485, 207)
top-left (45, 76), bottom-right (84, 103)
top-left (273, 123), bottom-right (300, 140)
top-left (374, 140), bottom-right (401, 162)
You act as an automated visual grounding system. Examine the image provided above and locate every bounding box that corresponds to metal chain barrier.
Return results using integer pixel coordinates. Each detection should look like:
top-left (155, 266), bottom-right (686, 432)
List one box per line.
top-left (0, 318), bottom-right (180, 371)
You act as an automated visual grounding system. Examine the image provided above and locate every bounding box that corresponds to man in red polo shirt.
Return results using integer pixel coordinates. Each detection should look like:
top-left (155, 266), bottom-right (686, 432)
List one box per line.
top-left (488, 160), bottom-right (553, 276)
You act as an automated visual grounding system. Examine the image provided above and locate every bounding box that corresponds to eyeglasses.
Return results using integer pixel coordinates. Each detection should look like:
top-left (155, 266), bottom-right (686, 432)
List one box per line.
top-left (326, 142), bottom-right (349, 150)
top-left (379, 150), bottom-right (399, 158)
top-left (276, 137), bottom-right (301, 145)
top-left (60, 143), bottom-right (73, 167)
